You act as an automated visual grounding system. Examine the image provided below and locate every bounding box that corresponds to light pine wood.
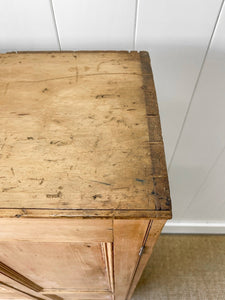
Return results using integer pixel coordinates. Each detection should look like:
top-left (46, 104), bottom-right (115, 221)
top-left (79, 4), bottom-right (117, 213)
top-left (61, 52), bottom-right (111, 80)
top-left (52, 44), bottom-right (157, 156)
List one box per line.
top-left (43, 290), bottom-right (113, 300)
top-left (0, 51), bottom-right (172, 300)
top-left (0, 280), bottom-right (43, 300)
top-left (0, 51), bottom-right (171, 219)
top-left (0, 274), bottom-right (51, 300)
top-left (114, 219), bottom-right (150, 300)
top-left (127, 220), bottom-right (166, 300)
top-left (0, 242), bottom-right (112, 291)
top-left (0, 218), bottom-right (112, 242)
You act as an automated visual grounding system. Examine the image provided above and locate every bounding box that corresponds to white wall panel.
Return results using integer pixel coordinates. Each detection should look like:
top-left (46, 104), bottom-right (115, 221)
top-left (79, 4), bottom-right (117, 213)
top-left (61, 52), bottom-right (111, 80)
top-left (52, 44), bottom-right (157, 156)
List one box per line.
top-left (136, 0), bottom-right (223, 163)
top-left (52, 0), bottom-right (136, 50)
top-left (0, 0), bottom-right (59, 52)
top-left (183, 147), bottom-right (225, 221)
top-left (169, 2), bottom-right (225, 221)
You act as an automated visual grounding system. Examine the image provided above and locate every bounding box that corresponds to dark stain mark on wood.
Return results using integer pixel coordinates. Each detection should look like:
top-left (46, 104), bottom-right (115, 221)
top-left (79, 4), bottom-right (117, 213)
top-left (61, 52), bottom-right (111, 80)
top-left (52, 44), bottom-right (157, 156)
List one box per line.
top-left (50, 140), bottom-right (66, 146)
top-left (42, 88), bottom-right (48, 93)
top-left (46, 191), bottom-right (62, 198)
top-left (10, 167), bottom-right (15, 176)
top-left (2, 186), bottom-right (16, 192)
top-left (44, 159), bottom-right (58, 162)
top-left (27, 137), bottom-right (34, 140)
top-left (39, 178), bottom-right (44, 185)
top-left (93, 194), bottom-right (102, 200)
top-left (136, 178), bottom-right (145, 184)
top-left (28, 177), bottom-right (44, 185)
top-left (18, 113), bottom-right (29, 116)
top-left (96, 94), bottom-right (120, 99)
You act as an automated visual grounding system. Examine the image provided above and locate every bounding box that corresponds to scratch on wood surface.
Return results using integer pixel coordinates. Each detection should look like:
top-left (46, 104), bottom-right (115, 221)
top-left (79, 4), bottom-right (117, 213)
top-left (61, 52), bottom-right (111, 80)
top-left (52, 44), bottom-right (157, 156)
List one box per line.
top-left (136, 178), bottom-right (145, 184)
top-left (10, 167), bottom-right (15, 176)
top-left (4, 83), bottom-right (9, 95)
top-left (6, 72), bottom-right (145, 85)
top-left (90, 180), bottom-right (111, 186)
top-left (76, 66), bottom-right (79, 83)
top-left (2, 186), bottom-right (16, 192)
top-left (96, 94), bottom-right (120, 99)
top-left (0, 51), bottom-right (171, 219)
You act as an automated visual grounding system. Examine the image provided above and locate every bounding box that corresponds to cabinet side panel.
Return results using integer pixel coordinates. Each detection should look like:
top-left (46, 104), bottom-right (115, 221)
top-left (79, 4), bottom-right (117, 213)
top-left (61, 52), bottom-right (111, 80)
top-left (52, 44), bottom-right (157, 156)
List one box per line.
top-left (127, 220), bottom-right (166, 300)
top-left (114, 219), bottom-right (149, 300)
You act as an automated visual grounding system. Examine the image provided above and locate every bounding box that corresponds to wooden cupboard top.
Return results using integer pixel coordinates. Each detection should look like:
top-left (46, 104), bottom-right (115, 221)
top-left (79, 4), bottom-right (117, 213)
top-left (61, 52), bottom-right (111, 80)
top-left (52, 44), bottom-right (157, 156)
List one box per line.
top-left (0, 51), bottom-right (171, 219)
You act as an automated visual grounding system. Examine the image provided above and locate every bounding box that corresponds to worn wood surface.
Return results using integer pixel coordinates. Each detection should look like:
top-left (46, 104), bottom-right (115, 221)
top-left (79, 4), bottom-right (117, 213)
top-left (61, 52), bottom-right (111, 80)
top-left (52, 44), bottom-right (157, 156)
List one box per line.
top-left (127, 220), bottom-right (166, 300)
top-left (0, 51), bottom-right (171, 219)
top-left (0, 51), bottom-right (171, 300)
top-left (0, 218), bottom-right (114, 300)
top-left (114, 219), bottom-right (150, 300)
top-left (0, 218), bottom-right (113, 242)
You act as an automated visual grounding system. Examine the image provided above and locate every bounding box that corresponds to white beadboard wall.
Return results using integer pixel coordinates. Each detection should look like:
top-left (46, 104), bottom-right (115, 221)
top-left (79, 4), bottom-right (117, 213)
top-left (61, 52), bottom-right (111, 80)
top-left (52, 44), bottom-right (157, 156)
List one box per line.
top-left (0, 0), bottom-right (224, 233)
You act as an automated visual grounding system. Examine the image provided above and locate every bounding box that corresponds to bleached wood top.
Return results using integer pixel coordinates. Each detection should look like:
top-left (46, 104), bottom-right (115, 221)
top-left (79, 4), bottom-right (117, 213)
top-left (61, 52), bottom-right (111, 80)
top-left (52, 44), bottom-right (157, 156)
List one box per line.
top-left (0, 51), bottom-right (171, 218)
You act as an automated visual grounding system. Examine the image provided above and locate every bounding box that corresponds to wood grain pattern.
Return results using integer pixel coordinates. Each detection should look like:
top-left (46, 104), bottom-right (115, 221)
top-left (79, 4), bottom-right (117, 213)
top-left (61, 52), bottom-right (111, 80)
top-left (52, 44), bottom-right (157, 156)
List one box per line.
top-left (114, 219), bottom-right (149, 300)
top-left (0, 218), bottom-right (112, 242)
top-left (0, 262), bottom-right (42, 292)
top-left (101, 243), bottom-right (114, 293)
top-left (0, 51), bottom-right (171, 300)
top-left (0, 242), bottom-right (112, 291)
top-left (0, 51), bottom-right (171, 219)
top-left (127, 220), bottom-right (166, 300)
top-left (0, 281), bottom-right (43, 300)
top-left (0, 274), bottom-right (51, 300)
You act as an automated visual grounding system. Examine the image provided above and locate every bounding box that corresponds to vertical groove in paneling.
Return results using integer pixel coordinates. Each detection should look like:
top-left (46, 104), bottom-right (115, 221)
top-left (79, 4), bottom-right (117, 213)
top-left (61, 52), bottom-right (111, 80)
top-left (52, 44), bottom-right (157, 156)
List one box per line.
top-left (0, 0), bottom-right (60, 52)
top-left (52, 0), bottom-right (136, 50)
top-left (169, 1), bottom-right (225, 221)
top-left (135, 0), bottom-right (223, 164)
top-left (133, 0), bottom-right (140, 50)
top-left (182, 145), bottom-right (225, 221)
top-left (184, 145), bottom-right (225, 215)
top-left (49, 0), bottom-right (62, 51)
top-left (168, 0), bottom-right (225, 170)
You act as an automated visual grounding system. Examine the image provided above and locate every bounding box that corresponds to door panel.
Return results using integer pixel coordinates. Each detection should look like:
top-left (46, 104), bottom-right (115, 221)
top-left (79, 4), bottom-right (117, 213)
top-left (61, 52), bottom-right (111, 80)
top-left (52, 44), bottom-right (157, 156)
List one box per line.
top-left (0, 218), bottom-right (114, 300)
top-left (0, 241), bottom-right (112, 291)
top-left (0, 274), bottom-right (50, 300)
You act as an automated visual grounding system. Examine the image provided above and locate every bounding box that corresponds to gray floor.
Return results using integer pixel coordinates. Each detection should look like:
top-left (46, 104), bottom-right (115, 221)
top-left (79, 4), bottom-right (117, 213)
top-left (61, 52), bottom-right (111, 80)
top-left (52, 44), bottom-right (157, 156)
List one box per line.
top-left (131, 235), bottom-right (225, 300)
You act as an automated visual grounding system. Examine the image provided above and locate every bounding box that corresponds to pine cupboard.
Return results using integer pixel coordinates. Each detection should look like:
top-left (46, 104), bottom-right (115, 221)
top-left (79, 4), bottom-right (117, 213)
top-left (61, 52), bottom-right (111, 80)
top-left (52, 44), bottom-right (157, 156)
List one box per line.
top-left (0, 51), bottom-right (172, 300)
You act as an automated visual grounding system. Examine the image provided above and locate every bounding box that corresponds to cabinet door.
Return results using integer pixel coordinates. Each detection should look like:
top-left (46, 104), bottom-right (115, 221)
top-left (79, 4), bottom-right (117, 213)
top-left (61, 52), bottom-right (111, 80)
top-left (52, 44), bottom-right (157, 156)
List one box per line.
top-left (0, 219), bottom-right (113, 300)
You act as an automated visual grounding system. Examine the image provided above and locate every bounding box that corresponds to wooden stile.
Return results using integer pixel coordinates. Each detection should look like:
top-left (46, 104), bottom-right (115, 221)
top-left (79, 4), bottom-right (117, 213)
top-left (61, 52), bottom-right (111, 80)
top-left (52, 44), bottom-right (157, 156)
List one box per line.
top-left (0, 51), bottom-right (172, 300)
